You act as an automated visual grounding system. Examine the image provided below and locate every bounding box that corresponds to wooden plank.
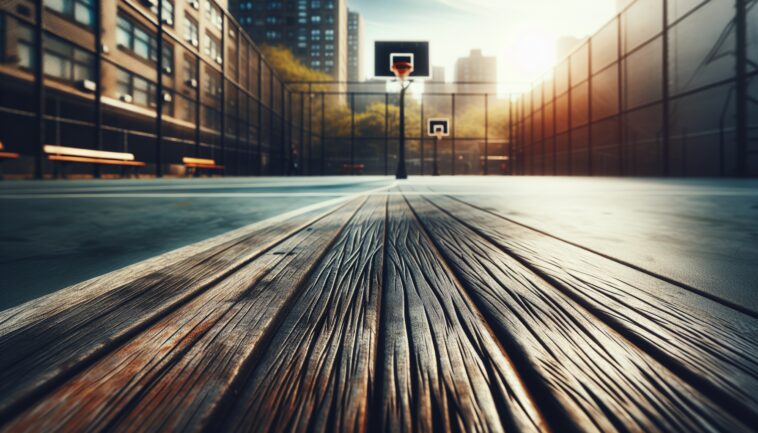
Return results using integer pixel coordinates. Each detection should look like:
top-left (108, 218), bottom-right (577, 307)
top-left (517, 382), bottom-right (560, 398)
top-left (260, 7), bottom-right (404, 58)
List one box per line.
top-left (0, 197), bottom-right (366, 433)
top-left (219, 194), bottom-right (386, 433)
top-left (0, 200), bottom-right (346, 421)
top-left (423, 194), bottom-right (758, 424)
top-left (0, 152), bottom-right (20, 159)
top-left (405, 194), bottom-right (753, 433)
top-left (0, 198), bottom-right (348, 334)
top-left (378, 195), bottom-right (547, 433)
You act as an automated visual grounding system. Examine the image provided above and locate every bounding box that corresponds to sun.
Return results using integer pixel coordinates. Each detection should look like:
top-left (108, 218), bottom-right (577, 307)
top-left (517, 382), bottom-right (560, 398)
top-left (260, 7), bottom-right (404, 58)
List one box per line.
top-left (508, 28), bottom-right (558, 84)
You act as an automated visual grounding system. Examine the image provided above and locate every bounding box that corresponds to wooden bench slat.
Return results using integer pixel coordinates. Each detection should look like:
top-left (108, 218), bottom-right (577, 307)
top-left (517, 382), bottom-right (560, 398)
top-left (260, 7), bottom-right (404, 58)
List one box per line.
top-left (406, 193), bottom-right (755, 432)
top-left (423, 194), bottom-right (758, 422)
top-left (184, 163), bottom-right (225, 170)
top-left (0, 198), bottom-right (364, 432)
top-left (0, 202), bottom-right (344, 420)
top-left (219, 195), bottom-right (386, 433)
top-left (375, 195), bottom-right (547, 433)
top-left (44, 145), bottom-right (135, 161)
top-left (0, 152), bottom-right (20, 159)
top-left (48, 155), bottom-right (146, 167)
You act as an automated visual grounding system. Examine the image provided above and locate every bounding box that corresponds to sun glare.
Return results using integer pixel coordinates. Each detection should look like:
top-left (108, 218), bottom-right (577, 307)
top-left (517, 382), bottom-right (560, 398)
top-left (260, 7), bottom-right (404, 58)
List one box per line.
top-left (509, 29), bottom-right (557, 84)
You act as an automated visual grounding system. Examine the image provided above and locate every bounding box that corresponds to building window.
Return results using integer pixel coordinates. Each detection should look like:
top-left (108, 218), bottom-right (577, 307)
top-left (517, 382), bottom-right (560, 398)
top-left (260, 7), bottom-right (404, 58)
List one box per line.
top-left (116, 68), bottom-right (156, 108)
top-left (45, 0), bottom-right (94, 28)
top-left (310, 1), bottom-right (320, 9)
top-left (204, 70), bottom-right (221, 104)
top-left (43, 35), bottom-right (94, 82)
top-left (204, 32), bottom-right (221, 63)
top-left (203, 106), bottom-right (220, 130)
top-left (324, 29), bottom-right (334, 41)
top-left (204, 0), bottom-right (223, 30)
top-left (162, 43), bottom-right (173, 75)
top-left (183, 14), bottom-right (198, 45)
top-left (183, 57), bottom-right (196, 83)
top-left (311, 15), bottom-right (321, 23)
top-left (15, 21), bottom-right (35, 69)
top-left (150, 0), bottom-right (174, 26)
top-left (178, 94), bottom-right (196, 122)
top-left (117, 13), bottom-right (157, 63)
top-left (310, 29), bottom-right (320, 41)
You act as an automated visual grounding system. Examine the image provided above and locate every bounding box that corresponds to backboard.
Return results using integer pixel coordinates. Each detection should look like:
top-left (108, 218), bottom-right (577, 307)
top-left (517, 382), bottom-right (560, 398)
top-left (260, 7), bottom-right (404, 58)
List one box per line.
top-left (374, 41), bottom-right (430, 79)
top-left (428, 118), bottom-right (450, 137)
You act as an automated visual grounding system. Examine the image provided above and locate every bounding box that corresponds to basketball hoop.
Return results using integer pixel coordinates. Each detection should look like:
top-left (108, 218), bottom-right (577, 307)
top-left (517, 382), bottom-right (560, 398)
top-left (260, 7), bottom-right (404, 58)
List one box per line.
top-left (391, 61), bottom-right (414, 82)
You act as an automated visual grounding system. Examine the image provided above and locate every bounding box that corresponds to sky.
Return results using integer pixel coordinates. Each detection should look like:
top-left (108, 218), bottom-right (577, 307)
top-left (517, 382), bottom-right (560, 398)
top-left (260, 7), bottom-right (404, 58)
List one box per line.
top-left (349, 0), bottom-right (617, 92)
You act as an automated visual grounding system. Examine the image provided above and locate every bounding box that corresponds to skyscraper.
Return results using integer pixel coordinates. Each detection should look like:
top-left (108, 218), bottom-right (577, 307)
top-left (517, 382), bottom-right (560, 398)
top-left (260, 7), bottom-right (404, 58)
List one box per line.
top-left (347, 10), bottom-right (364, 82)
top-left (455, 49), bottom-right (497, 96)
top-left (230, 0), bottom-right (348, 82)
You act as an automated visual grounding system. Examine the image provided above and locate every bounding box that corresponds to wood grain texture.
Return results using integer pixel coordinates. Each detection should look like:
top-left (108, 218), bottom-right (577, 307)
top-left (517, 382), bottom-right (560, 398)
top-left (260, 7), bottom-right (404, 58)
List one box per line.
top-left (406, 193), bottom-right (753, 433)
top-left (426, 194), bottom-right (758, 423)
top-left (0, 197), bottom-right (345, 334)
top-left (0, 201), bottom-right (341, 421)
top-left (0, 197), bottom-right (365, 433)
top-left (379, 194), bottom-right (547, 433)
top-left (220, 194), bottom-right (387, 433)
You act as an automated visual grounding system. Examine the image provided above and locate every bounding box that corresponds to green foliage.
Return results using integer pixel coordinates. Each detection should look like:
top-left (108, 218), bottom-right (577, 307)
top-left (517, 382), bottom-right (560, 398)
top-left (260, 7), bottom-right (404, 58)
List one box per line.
top-left (262, 45), bottom-right (511, 146)
top-left (260, 45), bottom-right (331, 85)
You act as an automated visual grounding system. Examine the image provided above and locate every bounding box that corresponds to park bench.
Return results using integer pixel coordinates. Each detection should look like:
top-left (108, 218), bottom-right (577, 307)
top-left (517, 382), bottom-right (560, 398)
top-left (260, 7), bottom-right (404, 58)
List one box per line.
top-left (339, 163), bottom-right (365, 175)
top-left (44, 145), bottom-right (145, 178)
top-left (182, 157), bottom-right (225, 176)
top-left (0, 141), bottom-right (21, 179)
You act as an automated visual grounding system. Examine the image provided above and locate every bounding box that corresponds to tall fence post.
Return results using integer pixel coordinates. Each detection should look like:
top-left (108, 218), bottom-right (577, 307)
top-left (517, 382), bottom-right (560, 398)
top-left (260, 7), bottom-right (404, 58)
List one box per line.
top-left (280, 81), bottom-right (286, 175)
top-left (256, 56), bottom-right (262, 175)
top-left (553, 70), bottom-right (558, 175)
top-left (321, 93), bottom-right (325, 175)
top-left (288, 90), bottom-right (293, 175)
top-left (617, 14), bottom-right (624, 176)
top-left (541, 81), bottom-right (546, 175)
top-left (508, 93), bottom-right (513, 175)
top-left (662, 0), bottom-right (671, 176)
top-left (350, 92), bottom-right (355, 173)
top-left (452, 94), bottom-right (456, 175)
top-left (588, 38), bottom-right (594, 175)
top-left (34, 0), bottom-right (45, 179)
top-left (195, 57), bottom-right (201, 159)
top-left (268, 68), bottom-right (274, 174)
top-left (384, 93), bottom-right (389, 176)
top-left (567, 55), bottom-right (573, 175)
top-left (299, 92), bottom-right (305, 176)
top-left (308, 83), bottom-right (313, 175)
top-left (736, 0), bottom-right (748, 177)
top-left (93, 0), bottom-right (103, 178)
top-left (484, 93), bottom-right (489, 175)
top-left (420, 95), bottom-right (424, 175)
top-left (155, 0), bottom-right (164, 177)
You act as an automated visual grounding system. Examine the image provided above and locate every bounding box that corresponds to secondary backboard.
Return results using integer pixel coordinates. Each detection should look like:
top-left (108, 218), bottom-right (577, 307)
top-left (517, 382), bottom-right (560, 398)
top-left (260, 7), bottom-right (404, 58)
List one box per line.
top-left (428, 118), bottom-right (450, 137)
top-left (374, 41), bottom-right (430, 79)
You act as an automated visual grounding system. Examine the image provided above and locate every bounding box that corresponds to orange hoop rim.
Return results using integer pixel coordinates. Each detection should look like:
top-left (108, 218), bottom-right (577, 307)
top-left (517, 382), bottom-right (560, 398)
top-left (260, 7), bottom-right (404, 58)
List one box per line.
top-left (391, 61), bottom-right (414, 80)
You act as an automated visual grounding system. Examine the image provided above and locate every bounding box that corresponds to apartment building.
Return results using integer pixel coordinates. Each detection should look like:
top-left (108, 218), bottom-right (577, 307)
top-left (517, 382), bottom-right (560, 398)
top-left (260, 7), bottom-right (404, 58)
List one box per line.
top-left (0, 0), bottom-right (292, 177)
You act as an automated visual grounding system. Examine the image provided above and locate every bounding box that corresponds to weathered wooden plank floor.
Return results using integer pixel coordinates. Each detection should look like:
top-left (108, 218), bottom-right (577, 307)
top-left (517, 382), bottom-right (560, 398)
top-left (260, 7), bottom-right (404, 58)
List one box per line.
top-left (1, 186), bottom-right (757, 433)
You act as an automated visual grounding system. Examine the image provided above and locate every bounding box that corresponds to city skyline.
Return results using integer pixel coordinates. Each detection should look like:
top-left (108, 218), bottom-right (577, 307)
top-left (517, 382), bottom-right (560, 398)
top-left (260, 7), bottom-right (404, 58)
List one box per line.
top-left (349, 0), bottom-right (616, 90)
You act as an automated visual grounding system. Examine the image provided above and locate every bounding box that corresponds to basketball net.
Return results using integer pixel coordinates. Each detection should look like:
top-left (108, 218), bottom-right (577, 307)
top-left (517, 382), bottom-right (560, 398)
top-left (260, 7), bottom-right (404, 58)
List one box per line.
top-left (434, 131), bottom-right (445, 141)
top-left (391, 61), bottom-right (414, 84)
